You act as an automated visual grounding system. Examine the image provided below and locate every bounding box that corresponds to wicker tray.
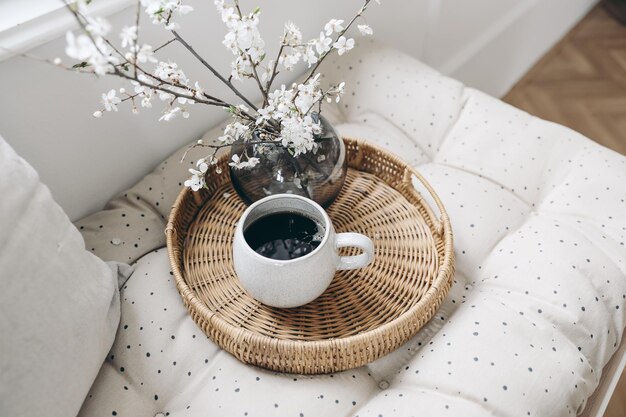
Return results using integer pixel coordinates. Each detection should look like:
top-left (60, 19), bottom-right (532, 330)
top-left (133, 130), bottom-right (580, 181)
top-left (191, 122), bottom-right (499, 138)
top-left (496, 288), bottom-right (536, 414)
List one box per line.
top-left (166, 138), bottom-right (455, 374)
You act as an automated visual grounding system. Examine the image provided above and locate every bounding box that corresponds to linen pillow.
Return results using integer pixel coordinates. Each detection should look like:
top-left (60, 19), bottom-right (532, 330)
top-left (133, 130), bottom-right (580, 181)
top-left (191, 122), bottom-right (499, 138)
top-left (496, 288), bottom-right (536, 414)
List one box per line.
top-left (0, 136), bottom-right (122, 417)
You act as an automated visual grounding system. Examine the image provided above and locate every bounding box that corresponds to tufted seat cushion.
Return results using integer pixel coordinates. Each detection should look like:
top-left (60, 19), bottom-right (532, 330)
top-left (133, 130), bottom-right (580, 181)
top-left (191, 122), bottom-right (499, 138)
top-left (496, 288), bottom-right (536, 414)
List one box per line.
top-left (77, 42), bottom-right (626, 417)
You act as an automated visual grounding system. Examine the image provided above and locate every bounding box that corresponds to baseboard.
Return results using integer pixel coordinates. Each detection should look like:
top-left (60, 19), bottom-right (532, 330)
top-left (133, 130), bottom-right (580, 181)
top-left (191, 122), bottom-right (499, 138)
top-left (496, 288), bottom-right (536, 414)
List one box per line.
top-left (440, 0), bottom-right (598, 98)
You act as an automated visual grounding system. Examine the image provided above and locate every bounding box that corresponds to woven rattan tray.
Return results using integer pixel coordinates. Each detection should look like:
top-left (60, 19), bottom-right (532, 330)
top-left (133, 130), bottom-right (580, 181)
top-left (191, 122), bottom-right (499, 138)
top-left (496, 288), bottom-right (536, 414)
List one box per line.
top-left (166, 138), bottom-right (455, 374)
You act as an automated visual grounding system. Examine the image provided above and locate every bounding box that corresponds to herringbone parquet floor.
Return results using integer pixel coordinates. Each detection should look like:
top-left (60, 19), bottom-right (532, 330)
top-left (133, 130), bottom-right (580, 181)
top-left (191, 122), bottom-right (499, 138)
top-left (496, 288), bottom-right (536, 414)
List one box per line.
top-left (504, 5), bottom-right (626, 157)
top-left (504, 5), bottom-right (626, 417)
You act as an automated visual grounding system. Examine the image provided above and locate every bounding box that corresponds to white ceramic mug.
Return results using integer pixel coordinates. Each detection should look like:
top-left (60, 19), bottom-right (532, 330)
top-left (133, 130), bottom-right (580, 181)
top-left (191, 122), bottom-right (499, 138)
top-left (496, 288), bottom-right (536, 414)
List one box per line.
top-left (233, 194), bottom-right (374, 308)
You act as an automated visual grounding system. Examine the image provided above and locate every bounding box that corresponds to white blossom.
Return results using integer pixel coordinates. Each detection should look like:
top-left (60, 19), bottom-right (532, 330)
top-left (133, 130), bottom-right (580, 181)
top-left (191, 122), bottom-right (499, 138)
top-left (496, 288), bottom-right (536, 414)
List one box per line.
top-left (219, 5), bottom-right (265, 69)
top-left (278, 49), bottom-right (300, 71)
top-left (184, 174), bottom-right (204, 191)
top-left (193, 81), bottom-right (205, 100)
top-left (93, 110), bottom-right (103, 118)
top-left (328, 81), bottom-right (346, 102)
top-left (214, 0), bottom-right (225, 12)
top-left (126, 44), bottom-right (158, 64)
top-left (235, 104), bottom-right (249, 113)
top-left (85, 16), bottom-right (111, 37)
top-left (260, 60), bottom-right (274, 82)
top-left (230, 56), bottom-right (252, 81)
top-left (65, 32), bottom-right (118, 75)
top-left (184, 159), bottom-right (209, 191)
top-left (237, 18), bottom-right (263, 52)
top-left (228, 154), bottom-right (259, 169)
top-left (324, 19), bottom-right (344, 36)
top-left (177, 3), bottom-right (193, 14)
top-left (313, 32), bottom-right (332, 55)
top-left (91, 38), bottom-right (119, 75)
top-left (176, 94), bottom-right (193, 105)
top-left (141, 0), bottom-right (193, 26)
top-left (246, 157), bottom-right (260, 168)
top-left (101, 89), bottom-right (121, 112)
top-left (196, 158), bottom-right (209, 173)
top-left (131, 74), bottom-right (156, 106)
top-left (159, 106), bottom-right (183, 121)
top-left (283, 21), bottom-right (302, 46)
top-left (140, 96), bottom-right (152, 108)
top-left (357, 24), bottom-right (373, 36)
top-left (333, 36), bottom-right (354, 55)
top-left (65, 32), bottom-right (95, 61)
top-left (165, 21), bottom-right (180, 30)
top-left (228, 121), bottom-right (250, 139)
top-left (154, 61), bottom-right (189, 85)
top-left (294, 74), bottom-right (322, 114)
top-left (137, 44), bottom-right (158, 63)
top-left (219, 121), bottom-right (250, 144)
top-left (120, 26), bottom-right (138, 48)
top-left (302, 46), bottom-right (318, 67)
top-left (279, 115), bottom-right (320, 156)
top-left (256, 105), bottom-right (274, 124)
top-left (220, 7), bottom-right (239, 28)
top-left (267, 84), bottom-right (296, 120)
top-left (158, 90), bottom-right (174, 101)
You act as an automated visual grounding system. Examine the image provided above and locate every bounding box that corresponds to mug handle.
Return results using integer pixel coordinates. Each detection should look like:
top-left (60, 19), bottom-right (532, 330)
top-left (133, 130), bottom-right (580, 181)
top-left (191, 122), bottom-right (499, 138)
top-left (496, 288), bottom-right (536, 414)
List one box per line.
top-left (336, 232), bottom-right (374, 271)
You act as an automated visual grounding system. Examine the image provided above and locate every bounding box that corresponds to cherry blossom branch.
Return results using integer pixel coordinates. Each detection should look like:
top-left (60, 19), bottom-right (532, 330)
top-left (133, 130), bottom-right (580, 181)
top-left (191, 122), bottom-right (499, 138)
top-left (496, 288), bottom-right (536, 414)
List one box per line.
top-left (296, 0), bottom-right (372, 95)
top-left (112, 70), bottom-right (225, 106)
top-left (171, 29), bottom-right (259, 112)
top-left (179, 138), bottom-right (281, 163)
top-left (232, 0), bottom-right (266, 99)
top-left (262, 41), bottom-right (285, 106)
top-left (133, 1), bottom-right (141, 78)
top-left (302, 83), bottom-right (344, 116)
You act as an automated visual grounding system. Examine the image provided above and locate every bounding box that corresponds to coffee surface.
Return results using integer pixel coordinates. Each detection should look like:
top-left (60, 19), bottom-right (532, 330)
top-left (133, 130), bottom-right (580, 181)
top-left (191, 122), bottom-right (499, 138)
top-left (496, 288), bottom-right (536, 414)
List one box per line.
top-left (244, 212), bottom-right (323, 260)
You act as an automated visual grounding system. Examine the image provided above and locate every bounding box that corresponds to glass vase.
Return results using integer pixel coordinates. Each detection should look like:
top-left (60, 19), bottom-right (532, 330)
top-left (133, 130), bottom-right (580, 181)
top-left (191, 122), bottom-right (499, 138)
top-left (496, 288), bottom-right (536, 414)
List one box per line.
top-left (229, 115), bottom-right (346, 208)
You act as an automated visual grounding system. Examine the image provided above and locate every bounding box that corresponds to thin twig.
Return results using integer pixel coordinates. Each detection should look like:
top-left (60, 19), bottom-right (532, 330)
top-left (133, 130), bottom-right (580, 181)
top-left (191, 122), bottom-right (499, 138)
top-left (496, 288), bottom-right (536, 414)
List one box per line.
top-left (154, 38), bottom-right (176, 53)
top-left (133, 0), bottom-right (141, 78)
top-left (179, 138), bottom-right (281, 163)
top-left (110, 69), bottom-right (224, 106)
top-left (263, 42), bottom-right (285, 106)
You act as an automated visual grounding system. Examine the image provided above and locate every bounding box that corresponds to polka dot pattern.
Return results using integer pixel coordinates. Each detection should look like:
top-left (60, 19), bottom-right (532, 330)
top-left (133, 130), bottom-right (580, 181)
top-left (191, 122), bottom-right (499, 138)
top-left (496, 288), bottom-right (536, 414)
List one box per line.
top-left (78, 43), bottom-right (626, 417)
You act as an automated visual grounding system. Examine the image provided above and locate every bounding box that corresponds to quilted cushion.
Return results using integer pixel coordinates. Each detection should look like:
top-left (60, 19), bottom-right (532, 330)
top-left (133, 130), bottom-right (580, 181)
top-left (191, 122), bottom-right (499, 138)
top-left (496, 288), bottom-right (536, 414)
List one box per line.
top-left (77, 42), bottom-right (626, 417)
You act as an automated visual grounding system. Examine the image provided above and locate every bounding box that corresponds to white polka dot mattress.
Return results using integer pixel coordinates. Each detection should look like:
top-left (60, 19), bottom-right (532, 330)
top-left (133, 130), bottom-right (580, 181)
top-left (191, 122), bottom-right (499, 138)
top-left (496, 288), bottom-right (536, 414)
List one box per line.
top-left (75, 43), bottom-right (626, 417)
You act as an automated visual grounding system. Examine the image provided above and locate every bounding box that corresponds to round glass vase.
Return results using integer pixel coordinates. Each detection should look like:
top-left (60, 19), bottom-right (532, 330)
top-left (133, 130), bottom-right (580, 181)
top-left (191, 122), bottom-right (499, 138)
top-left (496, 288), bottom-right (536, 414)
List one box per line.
top-left (229, 115), bottom-right (347, 208)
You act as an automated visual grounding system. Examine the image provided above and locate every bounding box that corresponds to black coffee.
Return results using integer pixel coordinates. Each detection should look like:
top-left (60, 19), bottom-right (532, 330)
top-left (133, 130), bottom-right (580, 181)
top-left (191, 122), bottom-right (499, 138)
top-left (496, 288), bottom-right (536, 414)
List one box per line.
top-left (244, 212), bottom-right (324, 260)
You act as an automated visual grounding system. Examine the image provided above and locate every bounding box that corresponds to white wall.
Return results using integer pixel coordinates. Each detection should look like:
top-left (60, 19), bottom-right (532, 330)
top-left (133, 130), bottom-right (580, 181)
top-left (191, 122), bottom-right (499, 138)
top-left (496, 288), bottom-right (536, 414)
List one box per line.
top-left (423, 0), bottom-right (597, 97)
top-left (0, 0), bottom-right (596, 220)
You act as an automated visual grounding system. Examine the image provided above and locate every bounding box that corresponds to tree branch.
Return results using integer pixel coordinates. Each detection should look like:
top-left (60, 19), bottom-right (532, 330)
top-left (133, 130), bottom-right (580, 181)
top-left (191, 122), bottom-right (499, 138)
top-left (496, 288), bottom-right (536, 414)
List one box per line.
top-left (171, 29), bottom-right (259, 112)
top-left (295, 0), bottom-right (371, 101)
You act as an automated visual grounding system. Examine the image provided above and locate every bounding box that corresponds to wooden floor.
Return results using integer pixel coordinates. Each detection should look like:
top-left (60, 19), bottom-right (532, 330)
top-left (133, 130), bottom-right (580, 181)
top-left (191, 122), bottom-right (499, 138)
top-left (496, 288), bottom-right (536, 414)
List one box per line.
top-left (504, 4), bottom-right (626, 156)
top-left (503, 5), bottom-right (626, 417)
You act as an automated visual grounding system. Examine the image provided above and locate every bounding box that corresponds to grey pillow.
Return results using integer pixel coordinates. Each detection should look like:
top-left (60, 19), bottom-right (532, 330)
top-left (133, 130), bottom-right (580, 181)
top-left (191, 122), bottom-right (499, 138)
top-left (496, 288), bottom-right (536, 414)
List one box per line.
top-left (0, 137), bottom-right (121, 417)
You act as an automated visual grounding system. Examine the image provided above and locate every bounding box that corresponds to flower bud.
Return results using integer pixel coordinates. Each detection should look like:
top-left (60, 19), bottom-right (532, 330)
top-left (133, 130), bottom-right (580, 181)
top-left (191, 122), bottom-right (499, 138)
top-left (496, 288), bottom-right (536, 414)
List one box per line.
top-left (93, 111), bottom-right (103, 118)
